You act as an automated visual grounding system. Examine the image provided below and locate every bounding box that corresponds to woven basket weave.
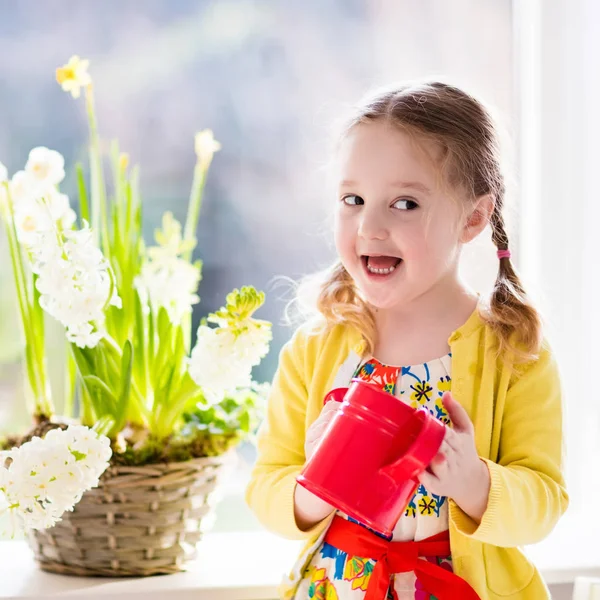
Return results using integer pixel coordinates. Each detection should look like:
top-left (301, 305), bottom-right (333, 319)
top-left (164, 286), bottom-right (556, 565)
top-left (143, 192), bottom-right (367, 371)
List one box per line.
top-left (26, 453), bottom-right (233, 576)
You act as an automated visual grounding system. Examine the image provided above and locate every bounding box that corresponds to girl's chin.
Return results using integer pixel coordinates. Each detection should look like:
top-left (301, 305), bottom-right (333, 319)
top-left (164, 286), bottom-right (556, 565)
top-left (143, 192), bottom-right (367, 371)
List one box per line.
top-left (364, 297), bottom-right (408, 311)
top-left (355, 286), bottom-right (411, 311)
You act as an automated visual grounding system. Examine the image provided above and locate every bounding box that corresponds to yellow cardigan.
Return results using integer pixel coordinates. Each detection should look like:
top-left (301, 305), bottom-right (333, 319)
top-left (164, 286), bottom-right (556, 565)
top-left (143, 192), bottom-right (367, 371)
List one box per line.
top-left (245, 308), bottom-right (569, 599)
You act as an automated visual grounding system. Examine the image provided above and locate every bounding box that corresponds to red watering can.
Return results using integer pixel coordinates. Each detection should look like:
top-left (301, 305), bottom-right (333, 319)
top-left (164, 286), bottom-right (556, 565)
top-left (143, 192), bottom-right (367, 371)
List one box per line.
top-left (296, 378), bottom-right (446, 537)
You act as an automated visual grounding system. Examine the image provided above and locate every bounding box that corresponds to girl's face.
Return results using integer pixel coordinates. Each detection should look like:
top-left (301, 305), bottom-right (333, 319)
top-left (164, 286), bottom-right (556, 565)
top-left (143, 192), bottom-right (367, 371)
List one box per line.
top-left (334, 120), bottom-right (481, 313)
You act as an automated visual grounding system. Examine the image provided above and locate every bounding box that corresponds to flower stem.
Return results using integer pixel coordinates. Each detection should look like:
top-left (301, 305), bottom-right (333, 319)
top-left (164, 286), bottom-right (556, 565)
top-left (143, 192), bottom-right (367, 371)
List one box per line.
top-left (63, 339), bottom-right (77, 418)
top-left (85, 85), bottom-right (111, 260)
top-left (182, 163), bottom-right (207, 262)
top-left (0, 184), bottom-right (54, 417)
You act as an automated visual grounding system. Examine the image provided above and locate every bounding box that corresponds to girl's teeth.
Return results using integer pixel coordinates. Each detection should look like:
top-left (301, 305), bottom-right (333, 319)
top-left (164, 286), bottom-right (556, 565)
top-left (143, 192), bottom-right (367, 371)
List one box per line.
top-left (367, 263), bottom-right (398, 275)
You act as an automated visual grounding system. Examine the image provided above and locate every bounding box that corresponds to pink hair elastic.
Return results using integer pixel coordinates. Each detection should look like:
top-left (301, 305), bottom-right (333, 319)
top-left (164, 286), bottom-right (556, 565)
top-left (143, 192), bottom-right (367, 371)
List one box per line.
top-left (497, 249), bottom-right (511, 260)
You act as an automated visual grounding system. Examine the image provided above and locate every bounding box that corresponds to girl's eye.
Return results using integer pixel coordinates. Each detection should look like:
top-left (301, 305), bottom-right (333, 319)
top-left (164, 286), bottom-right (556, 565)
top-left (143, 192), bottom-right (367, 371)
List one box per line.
top-left (393, 199), bottom-right (419, 210)
top-left (342, 195), bottom-right (364, 206)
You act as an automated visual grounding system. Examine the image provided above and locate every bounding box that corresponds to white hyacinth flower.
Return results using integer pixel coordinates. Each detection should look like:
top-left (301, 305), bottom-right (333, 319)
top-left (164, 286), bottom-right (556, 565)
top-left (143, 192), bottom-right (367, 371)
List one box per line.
top-left (0, 426), bottom-right (111, 536)
top-left (187, 286), bottom-right (272, 402)
top-left (135, 258), bottom-right (200, 323)
top-left (65, 322), bottom-right (104, 348)
top-left (27, 221), bottom-right (121, 348)
top-left (9, 170), bottom-right (38, 206)
top-left (7, 161), bottom-right (75, 245)
top-left (62, 226), bottom-right (104, 262)
top-left (45, 188), bottom-right (77, 231)
top-left (37, 270), bottom-right (113, 334)
top-left (25, 147), bottom-right (65, 189)
top-left (13, 205), bottom-right (53, 246)
top-left (229, 319), bottom-right (272, 367)
top-left (0, 161), bottom-right (7, 183)
top-left (135, 212), bottom-right (200, 324)
top-left (188, 327), bottom-right (253, 403)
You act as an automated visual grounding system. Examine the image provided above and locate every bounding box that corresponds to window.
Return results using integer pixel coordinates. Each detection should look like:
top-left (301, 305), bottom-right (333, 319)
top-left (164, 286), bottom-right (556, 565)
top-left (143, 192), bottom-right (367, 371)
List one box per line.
top-left (0, 0), bottom-right (513, 536)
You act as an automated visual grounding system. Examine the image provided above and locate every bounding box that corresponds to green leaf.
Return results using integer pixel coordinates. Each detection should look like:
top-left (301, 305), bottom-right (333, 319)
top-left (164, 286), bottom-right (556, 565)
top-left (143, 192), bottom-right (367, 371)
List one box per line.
top-left (151, 307), bottom-right (176, 391)
top-left (93, 415), bottom-right (115, 437)
top-left (110, 139), bottom-right (122, 207)
top-left (99, 337), bottom-right (121, 374)
top-left (157, 306), bottom-right (172, 344)
top-left (111, 201), bottom-right (123, 272)
top-left (148, 303), bottom-right (156, 369)
top-left (70, 344), bottom-right (94, 378)
top-left (1, 190), bottom-right (52, 414)
top-left (159, 386), bottom-right (205, 436)
top-left (82, 374), bottom-right (115, 417)
top-left (133, 289), bottom-right (147, 396)
top-left (238, 409), bottom-right (250, 433)
top-left (115, 340), bottom-right (133, 432)
top-left (80, 385), bottom-right (94, 427)
top-left (124, 181), bottom-right (133, 242)
top-left (96, 345), bottom-right (109, 388)
top-left (76, 163), bottom-right (90, 226)
top-left (63, 340), bottom-right (77, 418)
top-left (165, 326), bottom-right (186, 393)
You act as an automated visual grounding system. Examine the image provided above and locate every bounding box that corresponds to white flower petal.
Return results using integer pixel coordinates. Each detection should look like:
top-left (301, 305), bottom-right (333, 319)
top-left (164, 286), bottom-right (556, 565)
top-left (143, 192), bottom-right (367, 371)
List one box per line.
top-left (9, 171), bottom-right (38, 205)
top-left (0, 426), bottom-right (110, 533)
top-left (25, 147), bottom-right (65, 187)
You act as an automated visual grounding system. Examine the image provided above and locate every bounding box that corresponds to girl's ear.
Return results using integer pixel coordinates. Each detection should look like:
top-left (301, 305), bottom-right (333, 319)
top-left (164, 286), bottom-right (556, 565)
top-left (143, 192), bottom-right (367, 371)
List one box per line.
top-left (460, 194), bottom-right (495, 243)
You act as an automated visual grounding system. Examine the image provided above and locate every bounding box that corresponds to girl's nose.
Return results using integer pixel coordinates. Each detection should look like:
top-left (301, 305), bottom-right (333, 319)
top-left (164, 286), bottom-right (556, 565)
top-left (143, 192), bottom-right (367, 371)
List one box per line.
top-left (358, 207), bottom-right (389, 241)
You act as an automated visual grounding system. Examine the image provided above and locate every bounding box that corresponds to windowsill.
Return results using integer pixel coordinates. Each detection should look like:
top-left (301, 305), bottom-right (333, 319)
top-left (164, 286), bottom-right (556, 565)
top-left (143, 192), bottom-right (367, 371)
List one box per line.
top-left (524, 512), bottom-right (600, 585)
top-left (1, 514), bottom-right (599, 599)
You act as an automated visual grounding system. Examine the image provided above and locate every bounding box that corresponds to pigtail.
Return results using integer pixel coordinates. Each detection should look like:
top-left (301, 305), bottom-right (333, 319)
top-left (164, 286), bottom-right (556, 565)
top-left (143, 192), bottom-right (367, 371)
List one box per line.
top-left (486, 203), bottom-right (543, 362)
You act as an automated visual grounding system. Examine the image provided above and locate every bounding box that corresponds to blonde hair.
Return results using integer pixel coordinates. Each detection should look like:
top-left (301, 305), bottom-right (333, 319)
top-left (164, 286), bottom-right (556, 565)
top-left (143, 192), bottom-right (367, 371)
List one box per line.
top-left (292, 81), bottom-right (542, 362)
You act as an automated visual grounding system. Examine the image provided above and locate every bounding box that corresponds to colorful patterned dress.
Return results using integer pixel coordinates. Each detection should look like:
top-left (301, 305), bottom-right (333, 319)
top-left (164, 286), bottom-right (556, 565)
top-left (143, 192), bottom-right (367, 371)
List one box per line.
top-left (295, 353), bottom-right (454, 600)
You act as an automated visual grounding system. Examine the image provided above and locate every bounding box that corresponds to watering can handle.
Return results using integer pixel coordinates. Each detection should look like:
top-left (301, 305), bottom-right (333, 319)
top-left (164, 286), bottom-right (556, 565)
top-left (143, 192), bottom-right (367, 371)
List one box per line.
top-left (380, 411), bottom-right (444, 481)
top-left (323, 387), bottom-right (348, 406)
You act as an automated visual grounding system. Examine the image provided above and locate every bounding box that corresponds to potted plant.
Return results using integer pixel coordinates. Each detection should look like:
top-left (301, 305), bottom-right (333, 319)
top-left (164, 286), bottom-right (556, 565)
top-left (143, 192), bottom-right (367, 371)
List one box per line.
top-left (0, 55), bottom-right (271, 576)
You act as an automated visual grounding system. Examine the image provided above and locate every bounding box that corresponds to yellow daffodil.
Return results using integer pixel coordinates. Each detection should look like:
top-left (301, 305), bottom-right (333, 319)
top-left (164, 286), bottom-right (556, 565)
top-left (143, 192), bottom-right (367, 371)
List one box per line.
top-left (194, 129), bottom-right (221, 170)
top-left (56, 55), bottom-right (92, 99)
top-left (119, 153), bottom-right (129, 172)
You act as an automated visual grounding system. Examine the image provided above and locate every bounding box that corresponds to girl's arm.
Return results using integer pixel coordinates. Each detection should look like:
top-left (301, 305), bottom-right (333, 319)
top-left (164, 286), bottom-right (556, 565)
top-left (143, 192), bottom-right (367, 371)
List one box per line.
top-left (450, 344), bottom-right (569, 547)
top-left (245, 328), bottom-right (334, 539)
top-left (294, 484), bottom-right (335, 531)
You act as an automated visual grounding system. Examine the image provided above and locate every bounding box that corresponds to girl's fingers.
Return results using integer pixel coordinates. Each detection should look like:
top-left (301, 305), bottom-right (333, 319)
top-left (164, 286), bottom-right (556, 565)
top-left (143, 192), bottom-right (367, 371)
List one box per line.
top-left (417, 468), bottom-right (440, 492)
top-left (424, 452), bottom-right (446, 479)
top-left (443, 429), bottom-right (461, 452)
top-left (442, 392), bottom-right (474, 434)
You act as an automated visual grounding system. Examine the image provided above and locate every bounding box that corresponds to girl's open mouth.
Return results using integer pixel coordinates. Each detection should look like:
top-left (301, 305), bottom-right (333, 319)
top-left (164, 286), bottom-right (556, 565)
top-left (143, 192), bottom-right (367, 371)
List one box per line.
top-left (361, 255), bottom-right (403, 276)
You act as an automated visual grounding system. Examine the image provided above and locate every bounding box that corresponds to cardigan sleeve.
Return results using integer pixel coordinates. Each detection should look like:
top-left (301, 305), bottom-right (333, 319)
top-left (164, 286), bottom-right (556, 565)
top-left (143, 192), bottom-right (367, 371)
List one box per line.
top-left (450, 343), bottom-right (569, 547)
top-left (245, 327), bottom-right (331, 540)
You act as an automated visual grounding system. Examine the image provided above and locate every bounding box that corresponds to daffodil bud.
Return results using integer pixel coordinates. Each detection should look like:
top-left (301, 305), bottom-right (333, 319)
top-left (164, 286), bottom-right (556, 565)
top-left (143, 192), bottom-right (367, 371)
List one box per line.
top-left (194, 129), bottom-right (221, 170)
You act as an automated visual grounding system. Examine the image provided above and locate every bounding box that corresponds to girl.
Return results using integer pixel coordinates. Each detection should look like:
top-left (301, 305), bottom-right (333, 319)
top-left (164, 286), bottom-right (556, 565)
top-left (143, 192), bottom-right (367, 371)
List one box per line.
top-left (245, 81), bottom-right (568, 600)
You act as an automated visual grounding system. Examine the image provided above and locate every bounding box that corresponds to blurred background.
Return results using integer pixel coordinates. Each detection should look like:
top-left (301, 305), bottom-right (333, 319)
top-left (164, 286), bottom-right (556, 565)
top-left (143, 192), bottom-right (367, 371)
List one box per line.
top-left (0, 0), bottom-right (598, 597)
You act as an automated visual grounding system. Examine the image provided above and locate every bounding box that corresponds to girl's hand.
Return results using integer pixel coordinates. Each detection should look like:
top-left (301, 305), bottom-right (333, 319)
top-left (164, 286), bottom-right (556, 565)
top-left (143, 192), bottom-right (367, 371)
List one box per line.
top-left (295, 400), bottom-right (342, 531)
top-left (304, 400), bottom-right (342, 461)
top-left (417, 392), bottom-right (491, 523)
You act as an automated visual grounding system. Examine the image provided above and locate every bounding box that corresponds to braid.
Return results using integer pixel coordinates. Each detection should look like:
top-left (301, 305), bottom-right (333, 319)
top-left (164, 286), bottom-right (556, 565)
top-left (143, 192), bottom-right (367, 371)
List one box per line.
top-left (486, 201), bottom-right (542, 361)
top-left (490, 203), bottom-right (509, 252)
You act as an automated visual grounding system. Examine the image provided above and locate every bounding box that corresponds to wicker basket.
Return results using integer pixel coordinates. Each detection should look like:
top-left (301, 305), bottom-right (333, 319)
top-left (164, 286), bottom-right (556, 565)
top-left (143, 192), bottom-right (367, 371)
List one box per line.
top-left (26, 453), bottom-right (234, 576)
